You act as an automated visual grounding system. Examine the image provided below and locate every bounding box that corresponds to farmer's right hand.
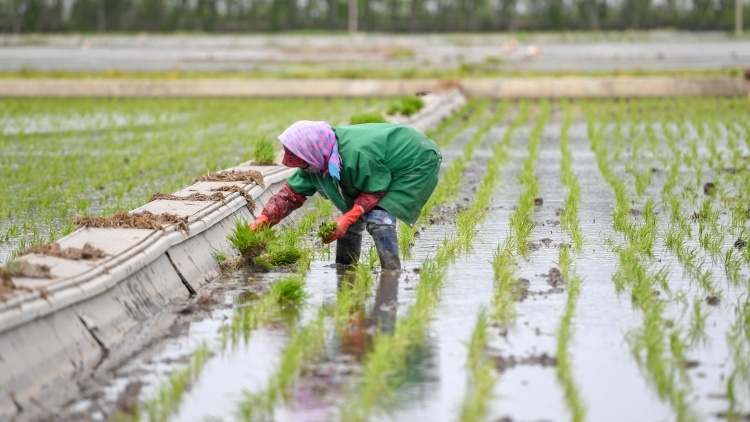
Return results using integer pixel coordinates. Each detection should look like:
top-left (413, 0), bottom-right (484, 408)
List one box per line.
top-left (248, 214), bottom-right (270, 231)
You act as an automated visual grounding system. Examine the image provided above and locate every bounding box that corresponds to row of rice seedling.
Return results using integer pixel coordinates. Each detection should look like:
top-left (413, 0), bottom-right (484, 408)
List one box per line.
top-left (554, 104), bottom-right (586, 422)
top-left (489, 103), bottom-right (531, 324)
top-left (587, 102), bottom-right (694, 421)
top-left (339, 102), bottom-right (515, 422)
top-left (0, 97), bottom-right (388, 262)
top-left (454, 104), bottom-right (543, 422)
top-left (508, 102), bottom-right (549, 257)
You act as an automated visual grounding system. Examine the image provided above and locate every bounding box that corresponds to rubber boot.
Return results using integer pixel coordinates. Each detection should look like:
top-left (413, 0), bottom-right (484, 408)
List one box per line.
top-left (365, 209), bottom-right (401, 270)
top-left (335, 219), bottom-right (364, 266)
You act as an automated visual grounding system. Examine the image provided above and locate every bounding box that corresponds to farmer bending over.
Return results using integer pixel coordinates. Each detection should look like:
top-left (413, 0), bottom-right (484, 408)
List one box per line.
top-left (248, 121), bottom-right (442, 270)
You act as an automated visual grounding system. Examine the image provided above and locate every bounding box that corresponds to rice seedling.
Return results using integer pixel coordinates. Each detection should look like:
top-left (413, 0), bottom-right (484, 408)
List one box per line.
top-left (252, 137), bottom-right (277, 165)
top-left (269, 275), bottom-right (308, 305)
top-left (387, 96), bottom-right (425, 117)
top-left (459, 309), bottom-right (495, 422)
top-left (350, 112), bottom-right (387, 125)
top-left (227, 220), bottom-right (276, 260)
top-left (491, 241), bottom-right (519, 323)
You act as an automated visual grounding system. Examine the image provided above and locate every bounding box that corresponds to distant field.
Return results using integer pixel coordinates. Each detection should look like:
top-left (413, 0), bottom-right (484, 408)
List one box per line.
top-left (0, 32), bottom-right (748, 74)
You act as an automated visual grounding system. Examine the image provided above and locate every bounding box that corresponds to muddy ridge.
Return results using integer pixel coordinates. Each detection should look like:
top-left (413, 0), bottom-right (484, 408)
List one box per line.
top-left (149, 192), bottom-right (225, 203)
top-left (22, 242), bottom-right (108, 260)
top-left (75, 211), bottom-right (190, 233)
top-left (210, 186), bottom-right (257, 211)
top-left (193, 170), bottom-right (265, 188)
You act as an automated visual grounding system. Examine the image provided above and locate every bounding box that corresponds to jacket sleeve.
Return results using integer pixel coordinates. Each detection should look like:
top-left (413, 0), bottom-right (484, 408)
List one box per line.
top-left (260, 183), bottom-right (307, 224)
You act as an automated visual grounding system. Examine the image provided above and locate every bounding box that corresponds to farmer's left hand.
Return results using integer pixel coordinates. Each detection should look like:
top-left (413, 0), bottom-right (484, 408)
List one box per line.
top-left (323, 205), bottom-right (364, 244)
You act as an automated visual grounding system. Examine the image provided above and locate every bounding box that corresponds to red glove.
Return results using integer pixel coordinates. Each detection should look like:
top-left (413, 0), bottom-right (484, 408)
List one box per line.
top-left (323, 205), bottom-right (364, 244)
top-left (248, 214), bottom-right (270, 231)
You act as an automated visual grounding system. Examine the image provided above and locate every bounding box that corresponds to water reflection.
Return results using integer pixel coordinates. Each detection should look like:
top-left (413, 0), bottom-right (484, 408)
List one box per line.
top-left (284, 265), bottom-right (439, 419)
top-left (338, 266), bottom-right (400, 360)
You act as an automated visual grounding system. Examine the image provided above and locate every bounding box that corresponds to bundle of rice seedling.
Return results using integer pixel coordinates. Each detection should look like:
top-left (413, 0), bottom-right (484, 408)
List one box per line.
top-left (228, 220), bottom-right (275, 260)
top-left (317, 221), bottom-right (338, 240)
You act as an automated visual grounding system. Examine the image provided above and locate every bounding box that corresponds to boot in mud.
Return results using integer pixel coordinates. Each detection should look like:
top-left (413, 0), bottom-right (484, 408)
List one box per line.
top-left (365, 209), bottom-right (401, 271)
top-left (335, 219), bottom-right (365, 266)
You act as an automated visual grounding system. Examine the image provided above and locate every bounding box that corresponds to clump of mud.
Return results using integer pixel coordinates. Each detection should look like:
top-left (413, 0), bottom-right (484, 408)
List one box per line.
top-left (193, 170), bottom-right (265, 188)
top-left (22, 242), bottom-right (107, 260)
top-left (703, 182), bottom-right (716, 196)
top-left (541, 267), bottom-right (565, 287)
top-left (210, 186), bottom-right (257, 211)
top-left (513, 278), bottom-right (531, 301)
top-left (734, 239), bottom-right (747, 250)
top-left (76, 211), bottom-right (190, 233)
top-left (493, 352), bottom-right (557, 372)
top-left (149, 192), bottom-right (225, 202)
top-left (0, 267), bottom-right (15, 300)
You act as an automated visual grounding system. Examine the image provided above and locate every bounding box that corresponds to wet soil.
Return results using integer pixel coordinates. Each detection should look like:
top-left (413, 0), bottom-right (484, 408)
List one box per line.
top-left (493, 352), bottom-right (558, 372)
top-left (75, 210), bottom-right (190, 233)
top-left (22, 242), bottom-right (107, 260)
top-left (192, 170), bottom-right (265, 188)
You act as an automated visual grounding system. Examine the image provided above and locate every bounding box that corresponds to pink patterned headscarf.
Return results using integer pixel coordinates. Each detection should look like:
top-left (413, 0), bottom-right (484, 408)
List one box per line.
top-left (277, 121), bottom-right (342, 180)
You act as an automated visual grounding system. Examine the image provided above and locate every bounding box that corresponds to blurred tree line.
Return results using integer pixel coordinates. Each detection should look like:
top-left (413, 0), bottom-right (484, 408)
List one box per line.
top-left (0, 0), bottom-right (745, 33)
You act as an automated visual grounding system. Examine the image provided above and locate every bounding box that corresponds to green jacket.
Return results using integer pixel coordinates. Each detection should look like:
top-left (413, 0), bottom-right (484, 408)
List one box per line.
top-left (286, 123), bottom-right (442, 226)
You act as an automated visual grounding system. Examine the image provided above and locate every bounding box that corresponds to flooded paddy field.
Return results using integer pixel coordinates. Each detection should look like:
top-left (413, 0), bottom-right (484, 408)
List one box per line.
top-left (28, 97), bottom-right (750, 422)
top-left (3, 99), bottom-right (750, 421)
top-left (0, 97), bottom-right (389, 263)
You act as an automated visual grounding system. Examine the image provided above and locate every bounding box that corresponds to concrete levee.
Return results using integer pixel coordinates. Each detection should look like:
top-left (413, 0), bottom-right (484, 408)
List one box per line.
top-left (0, 170), bottom-right (293, 422)
top-left (0, 77), bottom-right (746, 98)
top-left (0, 89), bottom-right (465, 422)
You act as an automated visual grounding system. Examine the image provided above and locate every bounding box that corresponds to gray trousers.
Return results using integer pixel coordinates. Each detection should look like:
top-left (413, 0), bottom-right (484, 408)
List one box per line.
top-left (335, 209), bottom-right (401, 270)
